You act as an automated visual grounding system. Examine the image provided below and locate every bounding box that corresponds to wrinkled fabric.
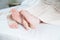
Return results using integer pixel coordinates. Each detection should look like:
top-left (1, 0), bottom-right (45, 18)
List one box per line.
top-left (0, 14), bottom-right (60, 40)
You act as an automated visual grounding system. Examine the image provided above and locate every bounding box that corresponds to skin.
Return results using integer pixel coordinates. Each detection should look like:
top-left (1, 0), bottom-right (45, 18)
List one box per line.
top-left (8, 8), bottom-right (45, 30)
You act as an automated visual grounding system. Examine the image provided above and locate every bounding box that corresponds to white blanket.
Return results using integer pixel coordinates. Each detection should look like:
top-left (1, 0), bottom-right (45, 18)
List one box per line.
top-left (0, 11), bottom-right (60, 40)
top-left (0, 0), bottom-right (60, 25)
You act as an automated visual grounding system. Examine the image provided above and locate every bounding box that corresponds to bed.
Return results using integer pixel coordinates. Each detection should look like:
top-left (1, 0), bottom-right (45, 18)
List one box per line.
top-left (0, 6), bottom-right (60, 40)
top-left (0, 0), bottom-right (60, 40)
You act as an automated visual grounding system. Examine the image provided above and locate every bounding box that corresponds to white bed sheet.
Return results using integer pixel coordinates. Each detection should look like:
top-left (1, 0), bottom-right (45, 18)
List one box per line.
top-left (0, 8), bottom-right (60, 40)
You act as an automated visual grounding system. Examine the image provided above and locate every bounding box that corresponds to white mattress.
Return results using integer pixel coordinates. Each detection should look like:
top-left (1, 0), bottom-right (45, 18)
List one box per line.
top-left (0, 9), bottom-right (60, 40)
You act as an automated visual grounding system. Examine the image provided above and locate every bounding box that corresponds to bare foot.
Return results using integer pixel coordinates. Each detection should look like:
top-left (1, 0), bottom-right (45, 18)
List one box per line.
top-left (7, 15), bottom-right (18, 29)
top-left (9, 22), bottom-right (18, 29)
top-left (7, 8), bottom-right (22, 29)
top-left (10, 8), bottom-right (22, 24)
top-left (20, 10), bottom-right (40, 29)
top-left (8, 8), bottom-right (29, 29)
top-left (7, 8), bottom-right (45, 29)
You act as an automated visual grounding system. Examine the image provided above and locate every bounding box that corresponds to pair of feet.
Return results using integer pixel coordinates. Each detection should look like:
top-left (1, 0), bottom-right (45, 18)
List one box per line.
top-left (7, 8), bottom-right (45, 30)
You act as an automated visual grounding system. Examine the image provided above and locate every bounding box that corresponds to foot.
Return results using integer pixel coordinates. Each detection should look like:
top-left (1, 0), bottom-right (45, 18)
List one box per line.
top-left (10, 8), bottom-right (22, 24)
top-left (7, 15), bottom-right (18, 29)
top-left (7, 8), bottom-right (22, 29)
top-left (20, 10), bottom-right (40, 29)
